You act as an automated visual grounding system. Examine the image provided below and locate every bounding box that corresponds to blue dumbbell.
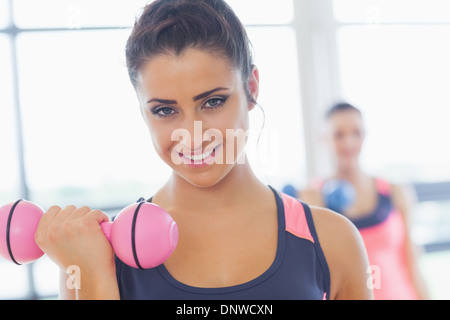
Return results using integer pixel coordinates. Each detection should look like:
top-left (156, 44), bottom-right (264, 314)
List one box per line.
top-left (282, 184), bottom-right (298, 198)
top-left (322, 179), bottom-right (356, 213)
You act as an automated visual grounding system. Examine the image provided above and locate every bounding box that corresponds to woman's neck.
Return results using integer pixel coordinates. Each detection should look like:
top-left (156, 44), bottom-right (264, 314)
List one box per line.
top-left (154, 158), bottom-right (270, 213)
top-left (334, 164), bottom-right (370, 186)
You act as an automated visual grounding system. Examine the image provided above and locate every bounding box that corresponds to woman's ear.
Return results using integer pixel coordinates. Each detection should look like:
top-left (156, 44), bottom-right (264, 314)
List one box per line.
top-left (247, 66), bottom-right (259, 111)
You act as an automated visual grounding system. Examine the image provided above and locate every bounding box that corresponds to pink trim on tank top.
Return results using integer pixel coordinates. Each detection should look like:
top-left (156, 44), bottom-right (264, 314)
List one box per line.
top-left (282, 193), bottom-right (315, 243)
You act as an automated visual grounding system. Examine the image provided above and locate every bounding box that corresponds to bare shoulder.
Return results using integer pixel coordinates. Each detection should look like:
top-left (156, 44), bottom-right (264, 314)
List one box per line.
top-left (309, 206), bottom-right (372, 300)
top-left (390, 183), bottom-right (417, 211)
top-left (310, 206), bottom-right (362, 252)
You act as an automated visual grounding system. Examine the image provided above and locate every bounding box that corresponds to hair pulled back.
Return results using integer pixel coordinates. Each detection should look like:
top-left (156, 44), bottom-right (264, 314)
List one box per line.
top-left (126, 0), bottom-right (254, 97)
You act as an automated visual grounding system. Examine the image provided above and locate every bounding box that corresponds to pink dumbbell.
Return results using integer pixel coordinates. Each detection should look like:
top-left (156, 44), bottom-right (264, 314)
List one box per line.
top-left (0, 199), bottom-right (178, 269)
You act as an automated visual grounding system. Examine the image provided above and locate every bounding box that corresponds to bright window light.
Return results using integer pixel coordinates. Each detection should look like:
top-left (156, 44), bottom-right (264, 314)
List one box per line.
top-left (0, 35), bottom-right (20, 204)
top-left (337, 26), bottom-right (450, 182)
top-left (333, 0), bottom-right (450, 24)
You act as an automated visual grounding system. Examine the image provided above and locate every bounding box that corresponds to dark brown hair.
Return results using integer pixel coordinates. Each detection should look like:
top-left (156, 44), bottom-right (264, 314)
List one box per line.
top-left (126, 0), bottom-right (254, 101)
top-left (326, 102), bottom-right (362, 119)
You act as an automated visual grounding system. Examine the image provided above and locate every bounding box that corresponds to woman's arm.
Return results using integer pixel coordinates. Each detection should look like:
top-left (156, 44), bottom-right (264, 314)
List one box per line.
top-left (59, 265), bottom-right (119, 300)
top-left (311, 207), bottom-right (373, 300)
top-left (35, 205), bottom-right (120, 300)
top-left (391, 184), bottom-right (430, 300)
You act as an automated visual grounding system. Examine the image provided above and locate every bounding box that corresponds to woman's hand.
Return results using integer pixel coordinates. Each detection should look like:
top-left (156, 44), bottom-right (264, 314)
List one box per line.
top-left (35, 205), bottom-right (120, 300)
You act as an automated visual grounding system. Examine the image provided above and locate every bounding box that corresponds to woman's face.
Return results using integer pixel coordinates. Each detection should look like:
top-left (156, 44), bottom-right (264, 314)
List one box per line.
top-left (135, 48), bottom-right (259, 188)
top-left (326, 110), bottom-right (365, 171)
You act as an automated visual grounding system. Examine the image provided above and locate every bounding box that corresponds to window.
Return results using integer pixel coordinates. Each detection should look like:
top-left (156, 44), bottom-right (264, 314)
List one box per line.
top-left (228, 0), bottom-right (306, 188)
top-left (16, 29), bottom-right (162, 210)
top-left (1, 0), bottom-right (301, 299)
top-left (333, 0), bottom-right (450, 183)
top-left (336, 25), bottom-right (450, 182)
top-left (333, 0), bottom-right (450, 299)
top-left (226, 0), bottom-right (293, 25)
top-left (0, 35), bottom-right (20, 205)
top-left (0, 33), bottom-right (29, 300)
top-left (333, 0), bottom-right (450, 24)
top-left (246, 26), bottom-right (305, 187)
top-left (12, 0), bottom-right (149, 28)
top-left (3, 0), bottom-right (449, 301)
top-left (0, 0), bottom-right (8, 28)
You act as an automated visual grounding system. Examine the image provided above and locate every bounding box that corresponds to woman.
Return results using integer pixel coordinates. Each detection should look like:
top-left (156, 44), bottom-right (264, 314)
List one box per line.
top-left (35, 0), bottom-right (371, 300)
top-left (300, 102), bottom-right (429, 300)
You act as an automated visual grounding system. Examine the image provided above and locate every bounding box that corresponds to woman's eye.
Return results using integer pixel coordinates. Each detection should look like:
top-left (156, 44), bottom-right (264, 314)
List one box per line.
top-left (204, 97), bottom-right (227, 109)
top-left (352, 130), bottom-right (362, 138)
top-left (152, 107), bottom-right (176, 118)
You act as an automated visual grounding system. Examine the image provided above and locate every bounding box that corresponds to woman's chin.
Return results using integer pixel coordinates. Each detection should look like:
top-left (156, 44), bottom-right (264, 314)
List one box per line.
top-left (169, 163), bottom-right (233, 189)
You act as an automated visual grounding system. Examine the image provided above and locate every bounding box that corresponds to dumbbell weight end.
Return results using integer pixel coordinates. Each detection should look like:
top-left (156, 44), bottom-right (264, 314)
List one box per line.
top-left (0, 200), bottom-right (45, 265)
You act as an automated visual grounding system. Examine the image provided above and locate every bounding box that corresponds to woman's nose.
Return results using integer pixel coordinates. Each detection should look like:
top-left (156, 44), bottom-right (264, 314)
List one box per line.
top-left (174, 118), bottom-right (206, 151)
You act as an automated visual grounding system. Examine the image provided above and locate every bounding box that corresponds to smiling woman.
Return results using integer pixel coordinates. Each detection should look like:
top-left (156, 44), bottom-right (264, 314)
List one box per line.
top-left (2, 0), bottom-right (449, 301)
top-left (32, 0), bottom-right (373, 300)
top-left (135, 48), bottom-right (257, 188)
top-left (0, 0), bottom-right (308, 300)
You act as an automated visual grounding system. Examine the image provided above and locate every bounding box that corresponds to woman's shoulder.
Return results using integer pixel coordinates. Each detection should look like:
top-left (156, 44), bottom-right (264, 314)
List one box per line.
top-left (309, 206), bottom-right (361, 245)
top-left (309, 205), bottom-right (372, 299)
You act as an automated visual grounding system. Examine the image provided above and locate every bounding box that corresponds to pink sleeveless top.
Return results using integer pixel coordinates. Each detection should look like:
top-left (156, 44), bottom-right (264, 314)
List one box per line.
top-left (319, 178), bottom-right (418, 300)
top-left (358, 179), bottom-right (418, 300)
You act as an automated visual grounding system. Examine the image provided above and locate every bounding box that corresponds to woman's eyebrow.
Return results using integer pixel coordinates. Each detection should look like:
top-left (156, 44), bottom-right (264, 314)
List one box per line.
top-left (146, 87), bottom-right (229, 105)
top-left (147, 98), bottom-right (178, 105)
top-left (193, 87), bottom-right (229, 101)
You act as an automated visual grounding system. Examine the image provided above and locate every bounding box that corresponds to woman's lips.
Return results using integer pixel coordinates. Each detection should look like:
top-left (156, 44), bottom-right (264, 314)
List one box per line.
top-left (178, 144), bottom-right (222, 167)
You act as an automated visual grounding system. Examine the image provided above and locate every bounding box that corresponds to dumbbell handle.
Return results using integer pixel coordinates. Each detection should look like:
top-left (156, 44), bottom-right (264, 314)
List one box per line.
top-left (100, 222), bottom-right (113, 242)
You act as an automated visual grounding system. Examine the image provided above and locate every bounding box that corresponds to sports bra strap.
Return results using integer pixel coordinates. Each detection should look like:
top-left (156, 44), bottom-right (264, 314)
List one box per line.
top-left (282, 193), bottom-right (315, 243)
top-left (375, 178), bottom-right (391, 197)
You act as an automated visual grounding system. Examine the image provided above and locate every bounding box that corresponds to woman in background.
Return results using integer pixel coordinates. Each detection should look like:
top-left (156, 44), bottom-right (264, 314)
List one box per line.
top-left (300, 102), bottom-right (429, 300)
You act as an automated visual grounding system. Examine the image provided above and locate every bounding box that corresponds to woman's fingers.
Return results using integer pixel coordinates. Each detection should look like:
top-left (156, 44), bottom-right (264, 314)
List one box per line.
top-left (86, 208), bottom-right (110, 225)
top-left (68, 205), bottom-right (94, 219)
top-left (35, 203), bottom-right (114, 272)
